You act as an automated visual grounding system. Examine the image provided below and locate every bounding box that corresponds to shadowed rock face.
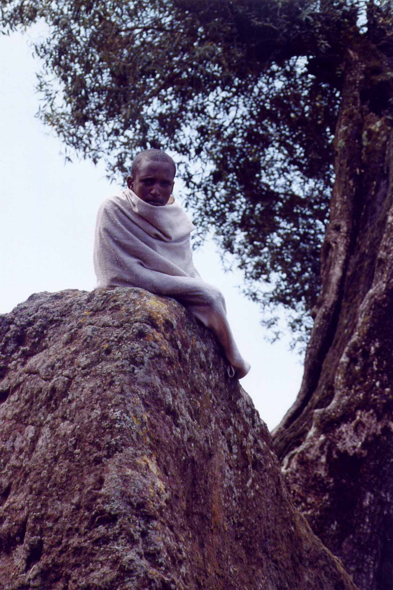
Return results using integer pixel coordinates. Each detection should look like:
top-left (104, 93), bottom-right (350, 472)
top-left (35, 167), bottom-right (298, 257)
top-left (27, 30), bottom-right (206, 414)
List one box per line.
top-left (0, 289), bottom-right (357, 590)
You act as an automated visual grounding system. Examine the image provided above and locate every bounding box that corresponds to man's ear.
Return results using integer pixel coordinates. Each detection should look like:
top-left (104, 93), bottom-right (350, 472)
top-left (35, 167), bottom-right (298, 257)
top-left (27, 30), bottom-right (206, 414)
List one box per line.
top-left (127, 176), bottom-right (133, 190)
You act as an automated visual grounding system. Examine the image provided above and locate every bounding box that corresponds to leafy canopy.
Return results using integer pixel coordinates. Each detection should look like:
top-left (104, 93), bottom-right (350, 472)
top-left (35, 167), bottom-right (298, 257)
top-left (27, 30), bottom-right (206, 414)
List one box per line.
top-left (2, 0), bottom-right (392, 338)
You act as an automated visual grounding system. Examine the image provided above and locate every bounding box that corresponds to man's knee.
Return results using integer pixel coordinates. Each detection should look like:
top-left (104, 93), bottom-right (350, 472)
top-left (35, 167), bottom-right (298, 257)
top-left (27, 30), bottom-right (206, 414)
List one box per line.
top-left (206, 286), bottom-right (225, 312)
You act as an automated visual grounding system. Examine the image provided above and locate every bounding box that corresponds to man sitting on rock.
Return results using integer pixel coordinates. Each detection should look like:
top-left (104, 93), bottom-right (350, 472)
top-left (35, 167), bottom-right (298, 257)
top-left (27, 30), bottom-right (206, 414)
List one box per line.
top-left (94, 149), bottom-right (250, 379)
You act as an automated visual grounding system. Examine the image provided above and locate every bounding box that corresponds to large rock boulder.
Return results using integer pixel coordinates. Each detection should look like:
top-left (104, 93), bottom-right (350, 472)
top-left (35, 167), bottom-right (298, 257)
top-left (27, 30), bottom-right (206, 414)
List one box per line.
top-left (0, 289), bottom-right (357, 589)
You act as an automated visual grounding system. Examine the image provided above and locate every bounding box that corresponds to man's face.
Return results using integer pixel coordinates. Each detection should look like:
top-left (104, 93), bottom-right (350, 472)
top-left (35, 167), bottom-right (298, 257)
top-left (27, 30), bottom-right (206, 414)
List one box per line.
top-left (127, 159), bottom-right (175, 206)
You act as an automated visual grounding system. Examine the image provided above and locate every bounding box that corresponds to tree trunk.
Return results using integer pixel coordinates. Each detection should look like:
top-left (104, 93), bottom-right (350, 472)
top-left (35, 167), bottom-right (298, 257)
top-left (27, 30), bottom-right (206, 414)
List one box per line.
top-left (273, 44), bottom-right (393, 590)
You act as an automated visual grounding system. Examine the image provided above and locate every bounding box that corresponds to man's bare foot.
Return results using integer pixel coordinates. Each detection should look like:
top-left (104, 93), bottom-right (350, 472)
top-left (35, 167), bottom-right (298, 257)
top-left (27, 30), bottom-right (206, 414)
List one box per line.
top-left (227, 361), bottom-right (251, 379)
top-left (227, 365), bottom-right (236, 378)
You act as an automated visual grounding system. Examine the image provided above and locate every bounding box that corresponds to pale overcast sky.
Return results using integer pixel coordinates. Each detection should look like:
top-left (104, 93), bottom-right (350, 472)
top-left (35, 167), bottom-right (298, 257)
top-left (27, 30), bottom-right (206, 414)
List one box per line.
top-left (0, 29), bottom-right (304, 430)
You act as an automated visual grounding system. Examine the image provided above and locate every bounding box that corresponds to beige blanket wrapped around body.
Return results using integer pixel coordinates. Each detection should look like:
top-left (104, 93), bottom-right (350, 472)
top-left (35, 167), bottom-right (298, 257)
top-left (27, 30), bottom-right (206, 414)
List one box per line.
top-left (94, 189), bottom-right (250, 377)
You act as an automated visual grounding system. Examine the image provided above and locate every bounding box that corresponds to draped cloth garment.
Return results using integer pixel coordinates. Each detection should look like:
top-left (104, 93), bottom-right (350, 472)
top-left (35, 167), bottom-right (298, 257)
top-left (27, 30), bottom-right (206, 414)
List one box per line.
top-left (93, 188), bottom-right (250, 377)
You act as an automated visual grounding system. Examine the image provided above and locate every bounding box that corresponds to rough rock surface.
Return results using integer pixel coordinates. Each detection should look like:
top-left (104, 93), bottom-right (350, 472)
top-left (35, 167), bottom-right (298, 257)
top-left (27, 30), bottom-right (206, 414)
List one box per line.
top-left (0, 288), bottom-right (357, 590)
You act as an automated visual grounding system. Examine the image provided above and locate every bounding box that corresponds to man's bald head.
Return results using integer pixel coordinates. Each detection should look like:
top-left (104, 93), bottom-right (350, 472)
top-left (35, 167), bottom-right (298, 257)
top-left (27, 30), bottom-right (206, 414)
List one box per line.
top-left (130, 149), bottom-right (176, 179)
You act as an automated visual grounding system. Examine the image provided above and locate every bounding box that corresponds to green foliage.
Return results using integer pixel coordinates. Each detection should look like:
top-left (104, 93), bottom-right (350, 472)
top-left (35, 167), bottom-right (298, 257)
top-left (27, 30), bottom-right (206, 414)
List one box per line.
top-left (2, 0), bottom-right (392, 340)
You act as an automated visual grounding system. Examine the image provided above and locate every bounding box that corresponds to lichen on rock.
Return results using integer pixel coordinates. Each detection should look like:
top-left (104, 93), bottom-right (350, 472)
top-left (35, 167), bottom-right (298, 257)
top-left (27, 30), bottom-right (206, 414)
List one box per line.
top-left (0, 289), bottom-right (358, 589)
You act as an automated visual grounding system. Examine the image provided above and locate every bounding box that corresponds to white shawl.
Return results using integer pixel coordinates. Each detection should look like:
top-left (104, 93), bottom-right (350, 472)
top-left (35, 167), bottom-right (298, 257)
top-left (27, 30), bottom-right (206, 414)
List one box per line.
top-left (94, 189), bottom-right (250, 378)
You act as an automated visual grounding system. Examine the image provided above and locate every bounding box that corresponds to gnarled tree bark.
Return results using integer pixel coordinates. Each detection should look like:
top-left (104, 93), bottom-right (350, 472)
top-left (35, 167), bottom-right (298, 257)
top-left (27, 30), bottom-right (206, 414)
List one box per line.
top-left (273, 44), bottom-right (393, 590)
